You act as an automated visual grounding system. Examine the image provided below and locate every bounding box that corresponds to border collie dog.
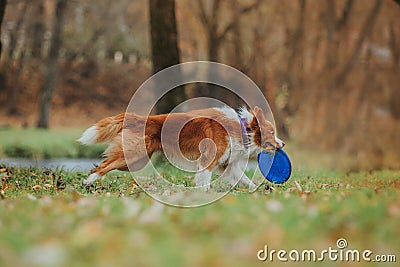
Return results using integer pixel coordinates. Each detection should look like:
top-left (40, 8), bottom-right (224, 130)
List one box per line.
top-left (78, 106), bottom-right (284, 190)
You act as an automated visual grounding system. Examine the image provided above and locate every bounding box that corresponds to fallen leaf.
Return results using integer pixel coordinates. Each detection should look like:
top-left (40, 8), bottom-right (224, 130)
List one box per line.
top-left (43, 184), bottom-right (53, 190)
top-left (33, 185), bottom-right (42, 191)
top-left (390, 180), bottom-right (400, 189)
top-left (294, 181), bottom-right (303, 192)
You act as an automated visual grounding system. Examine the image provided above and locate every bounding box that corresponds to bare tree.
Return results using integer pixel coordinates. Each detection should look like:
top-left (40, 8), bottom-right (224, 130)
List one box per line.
top-left (0, 0), bottom-right (6, 59)
top-left (193, 0), bottom-right (260, 108)
top-left (285, 0), bottom-right (306, 99)
top-left (30, 1), bottom-right (45, 58)
top-left (197, 0), bottom-right (261, 62)
top-left (6, 1), bottom-right (28, 60)
top-left (0, 0), bottom-right (6, 98)
top-left (388, 13), bottom-right (400, 119)
top-left (149, 0), bottom-right (185, 114)
top-left (3, 1), bottom-right (29, 115)
top-left (336, 0), bottom-right (383, 84)
top-left (324, 0), bottom-right (354, 72)
top-left (37, 0), bottom-right (68, 128)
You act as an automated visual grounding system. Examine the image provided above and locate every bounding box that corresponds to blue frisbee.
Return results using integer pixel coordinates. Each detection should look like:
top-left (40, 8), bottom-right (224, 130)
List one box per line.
top-left (258, 148), bottom-right (292, 184)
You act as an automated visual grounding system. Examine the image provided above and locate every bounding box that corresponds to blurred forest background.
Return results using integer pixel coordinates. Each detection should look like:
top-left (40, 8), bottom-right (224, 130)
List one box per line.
top-left (0, 0), bottom-right (399, 170)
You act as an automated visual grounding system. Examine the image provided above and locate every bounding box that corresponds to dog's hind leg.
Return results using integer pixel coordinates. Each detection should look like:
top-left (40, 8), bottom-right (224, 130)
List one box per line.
top-left (83, 152), bottom-right (153, 186)
top-left (83, 138), bottom-right (152, 185)
top-left (83, 173), bottom-right (101, 185)
top-left (83, 156), bottom-right (128, 185)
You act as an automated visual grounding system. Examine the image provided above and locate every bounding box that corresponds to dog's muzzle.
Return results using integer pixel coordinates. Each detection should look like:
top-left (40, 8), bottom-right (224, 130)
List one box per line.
top-left (262, 142), bottom-right (276, 151)
top-left (262, 137), bottom-right (285, 151)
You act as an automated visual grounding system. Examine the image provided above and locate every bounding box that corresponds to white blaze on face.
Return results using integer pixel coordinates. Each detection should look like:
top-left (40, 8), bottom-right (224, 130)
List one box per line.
top-left (275, 136), bottom-right (285, 148)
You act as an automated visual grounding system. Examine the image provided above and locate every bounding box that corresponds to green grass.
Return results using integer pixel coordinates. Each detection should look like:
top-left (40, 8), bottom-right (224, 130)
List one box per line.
top-left (0, 165), bottom-right (399, 267)
top-left (0, 128), bottom-right (106, 159)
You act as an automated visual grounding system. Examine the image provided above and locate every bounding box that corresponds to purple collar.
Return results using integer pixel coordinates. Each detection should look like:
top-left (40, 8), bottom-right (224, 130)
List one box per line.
top-left (240, 118), bottom-right (250, 149)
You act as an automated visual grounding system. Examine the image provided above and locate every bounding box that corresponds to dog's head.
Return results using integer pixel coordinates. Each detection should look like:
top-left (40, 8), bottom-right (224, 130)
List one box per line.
top-left (248, 106), bottom-right (285, 151)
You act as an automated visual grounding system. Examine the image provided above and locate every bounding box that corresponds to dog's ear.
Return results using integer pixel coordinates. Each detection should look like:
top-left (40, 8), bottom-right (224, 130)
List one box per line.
top-left (253, 106), bottom-right (265, 120)
top-left (249, 106), bottom-right (262, 130)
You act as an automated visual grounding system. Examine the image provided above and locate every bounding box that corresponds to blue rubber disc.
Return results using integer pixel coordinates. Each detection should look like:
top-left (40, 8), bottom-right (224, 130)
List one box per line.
top-left (258, 148), bottom-right (292, 184)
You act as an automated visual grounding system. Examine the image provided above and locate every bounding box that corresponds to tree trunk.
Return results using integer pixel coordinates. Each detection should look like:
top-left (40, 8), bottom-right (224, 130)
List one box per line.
top-left (37, 0), bottom-right (67, 128)
top-left (0, 0), bottom-right (6, 98)
top-left (149, 0), bottom-right (185, 114)
top-left (336, 0), bottom-right (383, 85)
top-left (325, 0), bottom-right (336, 72)
top-left (5, 1), bottom-right (30, 115)
top-left (0, 0), bottom-right (6, 60)
top-left (7, 1), bottom-right (28, 60)
top-left (208, 34), bottom-right (220, 62)
top-left (286, 0), bottom-right (306, 80)
top-left (195, 0), bottom-right (261, 108)
top-left (6, 49), bottom-right (25, 115)
top-left (281, 0), bottom-right (306, 138)
top-left (31, 1), bottom-right (45, 58)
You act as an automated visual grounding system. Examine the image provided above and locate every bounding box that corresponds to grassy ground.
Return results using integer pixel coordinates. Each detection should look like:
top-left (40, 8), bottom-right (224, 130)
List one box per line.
top-left (0, 165), bottom-right (399, 267)
top-left (0, 128), bottom-right (105, 159)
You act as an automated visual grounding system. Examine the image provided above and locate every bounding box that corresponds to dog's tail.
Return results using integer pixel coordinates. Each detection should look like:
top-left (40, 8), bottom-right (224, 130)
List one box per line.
top-left (78, 113), bottom-right (125, 145)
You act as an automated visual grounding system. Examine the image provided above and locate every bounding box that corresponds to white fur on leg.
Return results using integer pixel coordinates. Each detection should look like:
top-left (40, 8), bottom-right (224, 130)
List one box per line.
top-left (194, 170), bottom-right (212, 191)
top-left (77, 125), bottom-right (97, 145)
top-left (239, 175), bottom-right (257, 192)
top-left (83, 173), bottom-right (101, 185)
top-left (222, 164), bottom-right (242, 187)
top-left (223, 163), bottom-right (256, 191)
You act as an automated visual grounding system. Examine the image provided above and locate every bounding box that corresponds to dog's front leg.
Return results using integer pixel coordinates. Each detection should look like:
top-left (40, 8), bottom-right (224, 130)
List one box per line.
top-left (193, 170), bottom-right (212, 191)
top-left (237, 172), bottom-right (257, 191)
top-left (223, 163), bottom-right (256, 191)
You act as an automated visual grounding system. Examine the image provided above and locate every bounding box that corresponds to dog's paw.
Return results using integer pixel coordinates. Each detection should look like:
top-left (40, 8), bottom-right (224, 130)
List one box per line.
top-left (194, 179), bottom-right (211, 192)
top-left (194, 170), bottom-right (212, 192)
top-left (82, 173), bottom-right (100, 186)
top-left (198, 184), bottom-right (211, 192)
top-left (248, 182), bottom-right (257, 192)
